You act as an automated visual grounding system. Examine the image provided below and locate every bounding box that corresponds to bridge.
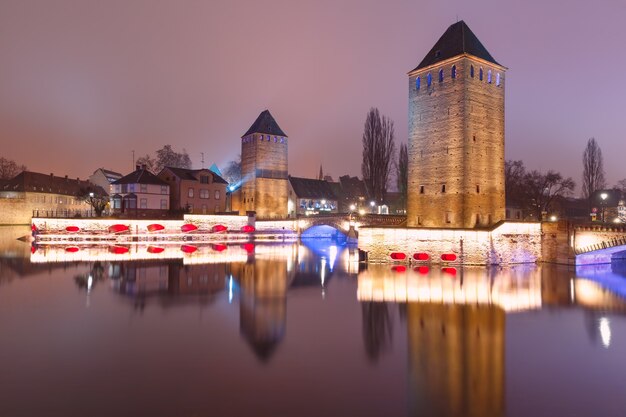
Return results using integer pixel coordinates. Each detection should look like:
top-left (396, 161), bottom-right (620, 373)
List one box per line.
top-left (294, 213), bottom-right (406, 236)
top-left (568, 223), bottom-right (626, 265)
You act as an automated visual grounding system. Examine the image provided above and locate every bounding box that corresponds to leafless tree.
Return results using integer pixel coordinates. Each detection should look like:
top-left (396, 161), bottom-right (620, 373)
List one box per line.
top-left (615, 179), bottom-right (626, 196)
top-left (222, 155), bottom-right (242, 185)
top-left (582, 137), bottom-right (606, 199)
top-left (396, 143), bottom-right (408, 210)
top-left (505, 160), bottom-right (526, 207)
top-left (361, 108), bottom-right (396, 204)
top-left (0, 157), bottom-right (27, 180)
top-left (136, 145), bottom-right (192, 174)
top-left (522, 170), bottom-right (575, 220)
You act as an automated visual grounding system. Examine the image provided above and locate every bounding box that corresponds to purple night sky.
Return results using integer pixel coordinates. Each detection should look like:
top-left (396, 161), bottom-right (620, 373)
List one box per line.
top-left (0, 0), bottom-right (624, 193)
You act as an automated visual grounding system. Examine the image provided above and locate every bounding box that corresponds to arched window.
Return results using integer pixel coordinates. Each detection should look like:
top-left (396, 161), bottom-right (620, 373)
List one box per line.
top-left (470, 65), bottom-right (474, 78)
top-left (415, 76), bottom-right (421, 90)
top-left (451, 65), bottom-right (456, 79)
top-left (496, 73), bottom-right (501, 86)
top-left (438, 69), bottom-right (444, 82)
top-left (427, 73), bottom-right (432, 87)
top-left (487, 70), bottom-right (492, 83)
top-left (479, 68), bottom-right (483, 81)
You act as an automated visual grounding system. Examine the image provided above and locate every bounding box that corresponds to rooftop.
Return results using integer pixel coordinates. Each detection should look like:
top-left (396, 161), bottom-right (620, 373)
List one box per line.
top-left (242, 110), bottom-right (287, 138)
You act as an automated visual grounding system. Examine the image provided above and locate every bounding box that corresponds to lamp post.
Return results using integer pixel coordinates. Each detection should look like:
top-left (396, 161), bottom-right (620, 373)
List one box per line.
top-left (600, 192), bottom-right (608, 223)
top-left (370, 200), bottom-right (376, 214)
top-left (89, 192), bottom-right (94, 217)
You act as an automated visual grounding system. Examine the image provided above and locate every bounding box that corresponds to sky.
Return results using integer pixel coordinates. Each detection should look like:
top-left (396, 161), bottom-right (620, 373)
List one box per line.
top-left (0, 0), bottom-right (625, 193)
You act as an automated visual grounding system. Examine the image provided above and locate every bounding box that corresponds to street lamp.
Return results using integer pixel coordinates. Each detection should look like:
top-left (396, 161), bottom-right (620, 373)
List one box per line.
top-left (370, 200), bottom-right (376, 214)
top-left (600, 192), bottom-right (608, 222)
top-left (89, 192), bottom-right (94, 217)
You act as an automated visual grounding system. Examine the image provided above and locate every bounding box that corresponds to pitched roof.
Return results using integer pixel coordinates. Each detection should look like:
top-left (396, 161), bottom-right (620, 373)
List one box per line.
top-left (289, 176), bottom-right (338, 199)
top-left (242, 110), bottom-right (287, 138)
top-left (410, 21), bottom-right (501, 72)
top-left (161, 167), bottom-right (228, 184)
top-left (113, 168), bottom-right (169, 186)
top-left (1, 171), bottom-right (106, 196)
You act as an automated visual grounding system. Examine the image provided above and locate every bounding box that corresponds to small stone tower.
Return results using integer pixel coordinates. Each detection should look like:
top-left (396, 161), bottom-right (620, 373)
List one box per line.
top-left (407, 21), bottom-right (506, 228)
top-left (239, 110), bottom-right (289, 219)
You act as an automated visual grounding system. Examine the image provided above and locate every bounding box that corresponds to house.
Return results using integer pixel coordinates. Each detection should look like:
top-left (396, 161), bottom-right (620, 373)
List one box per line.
top-left (110, 165), bottom-right (170, 217)
top-left (288, 176), bottom-right (339, 217)
top-left (337, 175), bottom-right (370, 213)
top-left (157, 167), bottom-right (228, 214)
top-left (0, 171), bottom-right (103, 224)
top-left (89, 168), bottom-right (123, 195)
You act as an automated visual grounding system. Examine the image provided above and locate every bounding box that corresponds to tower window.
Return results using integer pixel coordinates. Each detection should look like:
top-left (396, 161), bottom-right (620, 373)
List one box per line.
top-left (438, 69), bottom-right (444, 83)
top-left (420, 185), bottom-right (425, 194)
top-left (441, 184), bottom-right (446, 193)
top-left (470, 65), bottom-right (474, 78)
top-left (427, 73), bottom-right (432, 87)
top-left (476, 185), bottom-right (480, 193)
top-left (479, 68), bottom-right (483, 81)
top-left (415, 76), bottom-right (421, 90)
top-left (496, 73), bottom-right (501, 86)
top-left (473, 135), bottom-right (476, 142)
top-left (487, 70), bottom-right (492, 83)
top-left (451, 65), bottom-right (456, 79)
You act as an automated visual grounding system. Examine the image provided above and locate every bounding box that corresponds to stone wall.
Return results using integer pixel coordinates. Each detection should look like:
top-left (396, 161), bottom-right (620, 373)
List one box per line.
top-left (358, 221), bottom-right (541, 265)
top-left (407, 56), bottom-right (505, 228)
top-left (0, 192), bottom-right (92, 225)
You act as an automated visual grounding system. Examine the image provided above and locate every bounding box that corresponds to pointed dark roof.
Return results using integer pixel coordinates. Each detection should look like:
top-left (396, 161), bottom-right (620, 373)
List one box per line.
top-left (410, 21), bottom-right (501, 72)
top-left (242, 110), bottom-right (287, 138)
top-left (289, 176), bottom-right (338, 199)
top-left (113, 168), bottom-right (168, 186)
top-left (161, 167), bottom-right (228, 184)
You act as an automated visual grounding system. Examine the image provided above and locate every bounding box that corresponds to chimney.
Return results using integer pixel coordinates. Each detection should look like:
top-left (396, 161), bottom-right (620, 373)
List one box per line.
top-left (50, 173), bottom-right (53, 177)
top-left (136, 165), bottom-right (141, 171)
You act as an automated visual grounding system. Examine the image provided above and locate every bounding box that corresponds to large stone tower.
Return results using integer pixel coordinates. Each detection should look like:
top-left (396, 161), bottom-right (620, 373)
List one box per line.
top-left (239, 110), bottom-right (289, 219)
top-left (407, 21), bottom-right (506, 228)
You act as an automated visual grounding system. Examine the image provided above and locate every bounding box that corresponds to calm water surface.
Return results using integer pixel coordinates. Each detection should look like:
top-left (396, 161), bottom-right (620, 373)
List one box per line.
top-left (1, 226), bottom-right (626, 417)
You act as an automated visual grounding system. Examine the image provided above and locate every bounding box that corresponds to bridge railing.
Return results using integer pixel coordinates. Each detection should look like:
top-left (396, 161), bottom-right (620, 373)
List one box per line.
top-left (575, 236), bottom-right (626, 255)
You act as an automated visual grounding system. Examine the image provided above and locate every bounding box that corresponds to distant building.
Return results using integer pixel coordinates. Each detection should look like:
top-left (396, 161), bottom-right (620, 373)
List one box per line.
top-left (337, 175), bottom-right (369, 213)
top-left (158, 167), bottom-right (228, 214)
top-left (89, 168), bottom-right (123, 195)
top-left (0, 171), bottom-right (102, 224)
top-left (407, 21), bottom-right (506, 228)
top-left (233, 110), bottom-right (289, 219)
top-left (287, 176), bottom-right (339, 217)
top-left (110, 165), bottom-right (170, 217)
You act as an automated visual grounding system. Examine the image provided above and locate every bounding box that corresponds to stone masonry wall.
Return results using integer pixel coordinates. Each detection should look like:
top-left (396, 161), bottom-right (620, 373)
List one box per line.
top-left (407, 56), bottom-right (505, 228)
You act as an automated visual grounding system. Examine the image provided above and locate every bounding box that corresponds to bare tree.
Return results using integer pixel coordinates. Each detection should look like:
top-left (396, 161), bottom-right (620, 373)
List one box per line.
top-left (582, 137), bottom-right (606, 199)
top-left (222, 155), bottom-right (242, 186)
top-left (136, 145), bottom-right (192, 174)
top-left (505, 160), bottom-right (526, 207)
top-left (521, 170), bottom-right (575, 220)
top-left (361, 108), bottom-right (396, 204)
top-left (396, 143), bottom-right (408, 210)
top-left (0, 157), bottom-right (27, 179)
top-left (79, 186), bottom-right (109, 217)
top-left (615, 179), bottom-right (626, 196)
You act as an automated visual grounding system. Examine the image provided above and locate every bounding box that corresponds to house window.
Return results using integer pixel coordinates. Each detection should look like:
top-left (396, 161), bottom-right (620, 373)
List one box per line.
top-left (200, 176), bottom-right (209, 184)
top-left (140, 184), bottom-right (147, 193)
top-left (160, 199), bottom-right (167, 209)
top-left (199, 189), bottom-right (209, 199)
top-left (140, 198), bottom-right (147, 209)
top-left (121, 184), bottom-right (128, 193)
top-left (214, 190), bottom-right (220, 200)
top-left (415, 76), bottom-right (420, 90)
top-left (161, 185), bottom-right (168, 194)
top-left (451, 65), bottom-right (456, 79)
top-left (188, 188), bottom-right (194, 198)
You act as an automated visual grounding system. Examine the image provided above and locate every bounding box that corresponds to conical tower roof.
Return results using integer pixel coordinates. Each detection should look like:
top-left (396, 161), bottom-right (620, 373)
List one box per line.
top-left (410, 21), bottom-right (501, 72)
top-left (242, 110), bottom-right (287, 138)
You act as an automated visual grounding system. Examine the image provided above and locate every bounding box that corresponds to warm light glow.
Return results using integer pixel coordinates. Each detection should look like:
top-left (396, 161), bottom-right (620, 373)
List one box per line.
top-left (599, 317), bottom-right (611, 348)
top-left (370, 201), bottom-right (375, 207)
top-left (600, 192), bottom-right (608, 201)
top-left (359, 209), bottom-right (365, 215)
top-left (349, 204), bottom-right (356, 211)
top-left (550, 215), bottom-right (558, 222)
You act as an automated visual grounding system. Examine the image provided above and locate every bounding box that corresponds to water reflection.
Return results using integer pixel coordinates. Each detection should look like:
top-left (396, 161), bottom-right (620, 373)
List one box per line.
top-left (2, 228), bottom-right (626, 416)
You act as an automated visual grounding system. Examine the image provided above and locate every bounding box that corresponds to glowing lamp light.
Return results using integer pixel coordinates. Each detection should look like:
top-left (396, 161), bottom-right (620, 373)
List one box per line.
top-left (370, 201), bottom-right (375, 207)
top-left (391, 265), bottom-right (407, 273)
top-left (550, 215), bottom-right (558, 222)
top-left (614, 218), bottom-right (622, 223)
top-left (349, 204), bottom-right (356, 211)
top-left (321, 199), bottom-right (326, 205)
top-left (441, 253), bottom-right (457, 262)
top-left (600, 192), bottom-right (608, 201)
top-left (359, 209), bottom-right (365, 215)
top-left (390, 252), bottom-right (406, 260)
top-left (413, 252), bottom-right (430, 261)
top-left (599, 317), bottom-right (611, 348)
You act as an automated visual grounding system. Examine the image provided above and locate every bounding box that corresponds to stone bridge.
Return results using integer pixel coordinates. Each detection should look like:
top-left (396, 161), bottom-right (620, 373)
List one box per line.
top-left (296, 213), bottom-right (406, 235)
top-left (569, 223), bottom-right (626, 265)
